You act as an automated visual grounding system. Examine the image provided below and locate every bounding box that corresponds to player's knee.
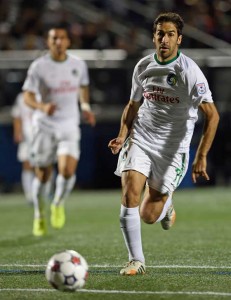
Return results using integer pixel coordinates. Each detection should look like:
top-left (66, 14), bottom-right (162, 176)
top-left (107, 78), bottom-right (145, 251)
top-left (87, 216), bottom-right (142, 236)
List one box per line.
top-left (35, 167), bottom-right (51, 183)
top-left (122, 189), bottom-right (140, 207)
top-left (61, 173), bottom-right (73, 180)
top-left (141, 214), bottom-right (156, 224)
top-left (59, 167), bottom-right (75, 179)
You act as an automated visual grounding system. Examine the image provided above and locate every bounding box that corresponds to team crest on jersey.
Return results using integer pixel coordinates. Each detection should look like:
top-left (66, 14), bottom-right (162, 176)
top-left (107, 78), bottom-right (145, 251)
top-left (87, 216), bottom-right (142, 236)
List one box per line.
top-left (72, 69), bottom-right (78, 76)
top-left (167, 73), bottom-right (177, 86)
top-left (196, 83), bottom-right (206, 94)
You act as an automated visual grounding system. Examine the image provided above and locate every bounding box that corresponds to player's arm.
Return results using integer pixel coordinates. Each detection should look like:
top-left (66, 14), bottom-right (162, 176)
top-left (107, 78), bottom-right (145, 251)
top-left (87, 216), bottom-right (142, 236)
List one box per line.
top-left (192, 102), bottom-right (220, 183)
top-left (79, 85), bottom-right (96, 126)
top-left (13, 117), bottom-right (23, 143)
top-left (108, 99), bottom-right (141, 154)
top-left (23, 91), bottom-right (56, 116)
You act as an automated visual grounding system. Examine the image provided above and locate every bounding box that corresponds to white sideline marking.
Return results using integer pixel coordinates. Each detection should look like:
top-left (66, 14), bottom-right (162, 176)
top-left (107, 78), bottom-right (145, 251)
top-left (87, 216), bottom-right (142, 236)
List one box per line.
top-left (93, 264), bottom-right (231, 269)
top-left (0, 264), bottom-right (231, 269)
top-left (0, 288), bottom-right (231, 297)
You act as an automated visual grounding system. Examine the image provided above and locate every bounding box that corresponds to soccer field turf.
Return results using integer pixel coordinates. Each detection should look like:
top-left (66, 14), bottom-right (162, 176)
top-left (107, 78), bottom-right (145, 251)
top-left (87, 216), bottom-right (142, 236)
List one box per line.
top-left (0, 187), bottom-right (231, 300)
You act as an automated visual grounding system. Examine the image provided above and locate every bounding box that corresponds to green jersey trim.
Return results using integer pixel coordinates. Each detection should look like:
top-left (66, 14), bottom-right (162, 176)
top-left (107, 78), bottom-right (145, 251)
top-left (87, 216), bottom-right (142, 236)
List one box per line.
top-left (154, 51), bottom-right (180, 65)
top-left (173, 153), bottom-right (186, 187)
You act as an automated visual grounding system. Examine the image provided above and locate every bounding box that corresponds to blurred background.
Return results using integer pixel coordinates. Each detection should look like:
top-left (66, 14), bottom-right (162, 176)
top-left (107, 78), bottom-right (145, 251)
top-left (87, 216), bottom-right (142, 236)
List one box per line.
top-left (0, 0), bottom-right (230, 192)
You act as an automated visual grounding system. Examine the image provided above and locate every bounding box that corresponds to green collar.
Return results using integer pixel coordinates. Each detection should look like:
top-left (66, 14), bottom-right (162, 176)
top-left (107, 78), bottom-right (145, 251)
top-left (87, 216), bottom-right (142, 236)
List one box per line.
top-left (49, 53), bottom-right (68, 63)
top-left (154, 51), bottom-right (180, 65)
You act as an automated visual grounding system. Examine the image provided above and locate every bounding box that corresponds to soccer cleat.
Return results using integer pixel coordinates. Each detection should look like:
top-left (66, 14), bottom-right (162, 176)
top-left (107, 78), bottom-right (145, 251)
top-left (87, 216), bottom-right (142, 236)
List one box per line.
top-left (50, 204), bottom-right (65, 229)
top-left (33, 218), bottom-right (46, 237)
top-left (161, 205), bottom-right (176, 230)
top-left (120, 260), bottom-right (146, 275)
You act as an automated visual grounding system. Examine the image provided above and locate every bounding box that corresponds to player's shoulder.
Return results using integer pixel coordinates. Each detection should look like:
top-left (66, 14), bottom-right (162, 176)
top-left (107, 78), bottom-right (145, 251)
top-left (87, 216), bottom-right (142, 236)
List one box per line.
top-left (178, 52), bottom-right (207, 86)
top-left (66, 54), bottom-right (88, 71)
top-left (67, 53), bottom-right (86, 64)
top-left (29, 52), bottom-right (50, 69)
top-left (134, 53), bottom-right (154, 73)
top-left (136, 53), bottom-right (154, 66)
top-left (178, 52), bottom-right (201, 72)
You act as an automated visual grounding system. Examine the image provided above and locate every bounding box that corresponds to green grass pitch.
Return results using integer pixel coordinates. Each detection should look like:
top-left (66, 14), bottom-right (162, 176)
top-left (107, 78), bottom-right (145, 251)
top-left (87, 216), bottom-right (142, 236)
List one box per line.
top-left (0, 187), bottom-right (231, 300)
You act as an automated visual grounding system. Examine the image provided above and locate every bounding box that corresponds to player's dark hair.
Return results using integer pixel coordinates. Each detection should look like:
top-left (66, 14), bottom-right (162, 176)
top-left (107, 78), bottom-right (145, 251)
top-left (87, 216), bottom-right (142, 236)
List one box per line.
top-left (153, 12), bottom-right (184, 36)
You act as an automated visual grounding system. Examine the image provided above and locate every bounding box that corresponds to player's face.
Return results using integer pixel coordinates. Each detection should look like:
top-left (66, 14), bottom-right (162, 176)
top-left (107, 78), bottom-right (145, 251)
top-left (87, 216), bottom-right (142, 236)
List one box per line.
top-left (153, 22), bottom-right (182, 62)
top-left (47, 29), bottom-right (70, 60)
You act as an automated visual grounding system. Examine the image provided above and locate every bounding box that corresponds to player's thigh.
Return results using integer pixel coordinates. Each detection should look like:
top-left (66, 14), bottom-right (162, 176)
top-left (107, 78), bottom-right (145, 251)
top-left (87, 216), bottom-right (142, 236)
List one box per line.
top-left (148, 152), bottom-right (189, 194)
top-left (22, 160), bottom-right (33, 171)
top-left (121, 170), bottom-right (147, 207)
top-left (57, 155), bottom-right (78, 178)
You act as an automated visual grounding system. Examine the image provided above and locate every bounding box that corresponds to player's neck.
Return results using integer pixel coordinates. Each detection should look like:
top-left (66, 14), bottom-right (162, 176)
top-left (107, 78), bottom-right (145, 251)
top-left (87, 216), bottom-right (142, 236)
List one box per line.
top-left (155, 50), bottom-right (180, 65)
top-left (50, 52), bottom-right (68, 62)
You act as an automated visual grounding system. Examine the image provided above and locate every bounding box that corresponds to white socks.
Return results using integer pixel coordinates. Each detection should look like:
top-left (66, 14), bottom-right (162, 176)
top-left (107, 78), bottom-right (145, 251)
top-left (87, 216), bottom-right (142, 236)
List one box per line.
top-left (52, 174), bottom-right (76, 206)
top-left (120, 205), bottom-right (145, 263)
top-left (43, 169), bottom-right (56, 201)
top-left (32, 174), bottom-right (76, 218)
top-left (155, 195), bottom-right (172, 223)
top-left (21, 170), bottom-right (34, 203)
top-left (119, 196), bottom-right (172, 263)
top-left (32, 177), bottom-right (46, 219)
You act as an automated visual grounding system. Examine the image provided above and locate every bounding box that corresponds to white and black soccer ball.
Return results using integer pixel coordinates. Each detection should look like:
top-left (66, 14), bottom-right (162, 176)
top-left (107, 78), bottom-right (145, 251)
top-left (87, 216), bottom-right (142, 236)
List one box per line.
top-left (45, 250), bottom-right (88, 291)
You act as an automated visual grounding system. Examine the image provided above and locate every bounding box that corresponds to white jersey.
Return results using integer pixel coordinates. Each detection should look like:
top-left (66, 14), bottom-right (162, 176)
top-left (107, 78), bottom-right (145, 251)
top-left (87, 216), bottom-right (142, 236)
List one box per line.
top-left (130, 51), bottom-right (213, 153)
top-left (22, 53), bottom-right (89, 133)
top-left (11, 92), bottom-right (33, 139)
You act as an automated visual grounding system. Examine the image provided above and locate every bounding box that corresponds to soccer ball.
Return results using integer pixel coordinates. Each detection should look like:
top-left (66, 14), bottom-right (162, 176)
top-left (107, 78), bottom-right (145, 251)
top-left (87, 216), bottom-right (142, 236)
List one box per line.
top-left (45, 250), bottom-right (88, 291)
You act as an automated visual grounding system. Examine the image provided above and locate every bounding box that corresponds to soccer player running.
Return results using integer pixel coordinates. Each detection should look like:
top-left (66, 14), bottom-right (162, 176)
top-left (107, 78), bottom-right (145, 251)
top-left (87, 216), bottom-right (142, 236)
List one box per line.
top-left (12, 92), bottom-right (54, 206)
top-left (23, 27), bottom-right (95, 236)
top-left (108, 12), bottom-right (219, 275)
top-left (12, 92), bottom-right (34, 205)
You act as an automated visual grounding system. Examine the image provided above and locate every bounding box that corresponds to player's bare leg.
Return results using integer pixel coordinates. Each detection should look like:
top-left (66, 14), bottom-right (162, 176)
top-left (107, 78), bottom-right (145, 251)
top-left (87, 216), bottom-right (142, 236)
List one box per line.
top-left (140, 187), bottom-right (176, 229)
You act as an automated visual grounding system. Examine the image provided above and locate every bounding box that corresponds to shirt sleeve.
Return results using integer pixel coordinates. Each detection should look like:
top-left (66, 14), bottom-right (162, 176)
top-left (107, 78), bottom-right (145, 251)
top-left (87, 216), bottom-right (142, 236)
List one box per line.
top-left (189, 64), bottom-right (213, 105)
top-left (130, 62), bottom-right (143, 101)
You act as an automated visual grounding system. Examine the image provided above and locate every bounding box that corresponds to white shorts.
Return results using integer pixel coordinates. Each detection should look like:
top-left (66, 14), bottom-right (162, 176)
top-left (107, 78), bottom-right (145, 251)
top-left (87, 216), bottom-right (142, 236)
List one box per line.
top-left (17, 141), bottom-right (30, 162)
top-left (17, 130), bottom-right (33, 162)
top-left (115, 139), bottom-right (189, 194)
top-left (30, 126), bottom-right (80, 167)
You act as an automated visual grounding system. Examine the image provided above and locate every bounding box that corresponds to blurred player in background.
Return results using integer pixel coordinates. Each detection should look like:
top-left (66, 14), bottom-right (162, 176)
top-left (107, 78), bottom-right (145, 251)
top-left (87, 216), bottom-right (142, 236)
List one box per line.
top-left (12, 92), bottom-right (54, 205)
top-left (108, 12), bottom-right (219, 275)
top-left (12, 92), bottom-right (34, 205)
top-left (23, 27), bottom-right (95, 237)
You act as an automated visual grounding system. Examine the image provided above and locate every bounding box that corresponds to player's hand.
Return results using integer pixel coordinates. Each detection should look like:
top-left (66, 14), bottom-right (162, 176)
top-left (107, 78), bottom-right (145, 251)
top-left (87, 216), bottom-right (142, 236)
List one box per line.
top-left (108, 137), bottom-right (124, 155)
top-left (82, 111), bottom-right (96, 126)
top-left (192, 155), bottom-right (210, 183)
top-left (41, 103), bottom-right (57, 116)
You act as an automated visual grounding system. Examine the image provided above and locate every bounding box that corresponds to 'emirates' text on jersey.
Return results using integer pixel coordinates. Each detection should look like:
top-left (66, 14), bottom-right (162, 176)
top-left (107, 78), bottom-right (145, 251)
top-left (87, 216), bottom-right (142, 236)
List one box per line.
top-left (22, 53), bottom-right (89, 131)
top-left (130, 52), bottom-right (213, 153)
